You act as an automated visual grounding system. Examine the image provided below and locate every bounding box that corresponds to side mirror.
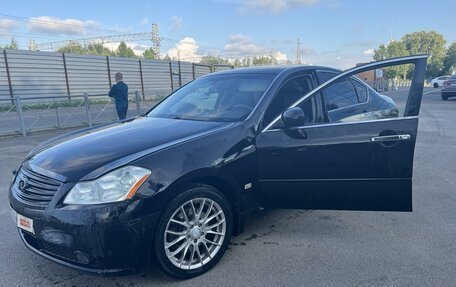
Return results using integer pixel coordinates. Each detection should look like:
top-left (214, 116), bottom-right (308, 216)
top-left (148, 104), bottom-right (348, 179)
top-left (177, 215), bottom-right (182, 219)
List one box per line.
top-left (281, 107), bottom-right (305, 127)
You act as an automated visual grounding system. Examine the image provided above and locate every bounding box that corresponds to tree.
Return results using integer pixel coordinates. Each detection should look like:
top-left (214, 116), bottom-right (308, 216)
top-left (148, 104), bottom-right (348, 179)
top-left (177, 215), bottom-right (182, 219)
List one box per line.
top-left (443, 42), bottom-right (456, 75)
top-left (1, 37), bottom-right (18, 49)
top-left (116, 41), bottom-right (136, 58)
top-left (86, 43), bottom-right (115, 56)
top-left (252, 56), bottom-right (278, 66)
top-left (372, 41), bottom-right (409, 79)
top-left (199, 55), bottom-right (229, 65)
top-left (143, 48), bottom-right (156, 59)
top-left (372, 44), bottom-right (387, 61)
top-left (401, 31), bottom-right (446, 77)
top-left (57, 42), bottom-right (86, 54)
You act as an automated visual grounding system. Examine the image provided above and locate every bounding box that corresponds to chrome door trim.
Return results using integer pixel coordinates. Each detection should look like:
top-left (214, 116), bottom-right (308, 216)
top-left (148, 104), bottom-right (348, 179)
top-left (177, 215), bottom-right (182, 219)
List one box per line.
top-left (263, 115), bottom-right (418, 133)
top-left (371, 134), bottom-right (411, 142)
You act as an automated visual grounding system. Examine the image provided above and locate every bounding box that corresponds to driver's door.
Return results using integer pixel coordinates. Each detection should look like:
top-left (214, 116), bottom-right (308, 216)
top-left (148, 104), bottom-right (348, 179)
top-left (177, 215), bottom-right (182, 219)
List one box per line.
top-left (255, 55), bottom-right (427, 211)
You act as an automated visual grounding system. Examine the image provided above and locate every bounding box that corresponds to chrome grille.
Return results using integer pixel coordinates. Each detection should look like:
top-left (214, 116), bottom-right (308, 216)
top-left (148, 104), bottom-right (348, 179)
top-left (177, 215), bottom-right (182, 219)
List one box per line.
top-left (13, 167), bottom-right (62, 207)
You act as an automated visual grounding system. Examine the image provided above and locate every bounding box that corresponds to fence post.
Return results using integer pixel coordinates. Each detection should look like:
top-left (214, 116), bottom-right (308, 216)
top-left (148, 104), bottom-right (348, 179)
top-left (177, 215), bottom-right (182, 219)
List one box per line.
top-left (106, 56), bottom-right (112, 88)
top-left (135, 91), bottom-right (141, 115)
top-left (3, 50), bottom-right (14, 104)
top-left (15, 97), bottom-right (26, 137)
top-left (84, 93), bottom-right (92, 127)
top-left (62, 53), bottom-right (71, 100)
top-left (55, 102), bottom-right (61, 128)
top-left (178, 61), bottom-right (182, 87)
top-left (139, 59), bottom-right (145, 100)
top-left (169, 61), bottom-right (174, 91)
top-left (192, 63), bottom-right (196, 80)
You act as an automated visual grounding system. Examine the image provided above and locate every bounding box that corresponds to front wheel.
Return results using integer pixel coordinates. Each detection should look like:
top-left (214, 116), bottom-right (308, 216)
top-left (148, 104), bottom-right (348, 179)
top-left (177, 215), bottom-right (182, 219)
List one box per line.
top-left (433, 83), bottom-right (439, 88)
top-left (154, 185), bottom-right (233, 278)
top-left (442, 94), bottom-right (448, 100)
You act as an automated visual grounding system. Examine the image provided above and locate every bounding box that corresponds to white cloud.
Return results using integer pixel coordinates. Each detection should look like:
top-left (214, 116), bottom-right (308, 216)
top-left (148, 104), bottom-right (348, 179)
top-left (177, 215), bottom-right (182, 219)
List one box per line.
top-left (170, 15), bottom-right (183, 31)
top-left (0, 18), bottom-right (19, 30)
top-left (27, 16), bottom-right (100, 36)
top-left (363, 48), bottom-right (374, 55)
top-left (240, 0), bottom-right (320, 13)
top-left (224, 34), bottom-right (288, 63)
top-left (224, 34), bottom-right (261, 55)
top-left (139, 17), bottom-right (149, 26)
top-left (103, 42), bottom-right (149, 57)
top-left (166, 37), bottom-right (201, 61)
top-left (273, 51), bottom-right (288, 62)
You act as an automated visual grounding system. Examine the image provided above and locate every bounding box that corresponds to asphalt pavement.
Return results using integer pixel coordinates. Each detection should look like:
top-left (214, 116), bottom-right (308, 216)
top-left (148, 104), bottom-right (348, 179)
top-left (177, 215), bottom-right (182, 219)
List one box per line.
top-left (0, 87), bottom-right (455, 287)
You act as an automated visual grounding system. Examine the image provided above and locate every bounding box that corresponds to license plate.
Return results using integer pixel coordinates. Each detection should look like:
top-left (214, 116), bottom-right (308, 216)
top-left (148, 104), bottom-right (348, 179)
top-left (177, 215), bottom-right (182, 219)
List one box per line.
top-left (16, 213), bottom-right (35, 234)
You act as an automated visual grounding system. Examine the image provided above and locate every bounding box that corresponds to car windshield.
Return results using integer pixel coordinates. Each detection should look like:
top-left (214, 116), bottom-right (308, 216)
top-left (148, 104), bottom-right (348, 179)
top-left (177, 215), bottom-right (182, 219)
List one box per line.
top-left (147, 73), bottom-right (275, 122)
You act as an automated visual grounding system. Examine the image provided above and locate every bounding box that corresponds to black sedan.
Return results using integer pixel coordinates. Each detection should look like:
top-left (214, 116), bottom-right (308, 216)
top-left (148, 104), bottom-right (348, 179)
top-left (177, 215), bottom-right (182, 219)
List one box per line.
top-left (9, 55), bottom-right (427, 278)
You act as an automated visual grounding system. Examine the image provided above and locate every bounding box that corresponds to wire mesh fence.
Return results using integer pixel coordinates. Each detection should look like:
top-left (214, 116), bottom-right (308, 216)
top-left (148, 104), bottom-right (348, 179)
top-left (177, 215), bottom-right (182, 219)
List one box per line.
top-left (0, 91), bottom-right (165, 137)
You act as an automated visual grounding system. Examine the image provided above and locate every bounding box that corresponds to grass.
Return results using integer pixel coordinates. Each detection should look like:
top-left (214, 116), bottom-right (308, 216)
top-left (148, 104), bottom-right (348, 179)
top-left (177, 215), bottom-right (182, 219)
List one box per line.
top-left (0, 95), bottom-right (165, 113)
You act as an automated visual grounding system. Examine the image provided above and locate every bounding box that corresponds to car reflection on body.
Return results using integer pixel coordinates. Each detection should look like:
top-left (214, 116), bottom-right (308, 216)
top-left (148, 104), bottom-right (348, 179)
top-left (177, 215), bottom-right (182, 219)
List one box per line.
top-left (9, 55), bottom-right (427, 278)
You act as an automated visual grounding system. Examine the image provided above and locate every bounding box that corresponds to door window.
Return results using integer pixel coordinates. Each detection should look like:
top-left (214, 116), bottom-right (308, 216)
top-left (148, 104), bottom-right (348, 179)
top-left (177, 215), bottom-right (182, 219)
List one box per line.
top-left (323, 78), bottom-right (359, 111)
top-left (263, 75), bottom-right (314, 127)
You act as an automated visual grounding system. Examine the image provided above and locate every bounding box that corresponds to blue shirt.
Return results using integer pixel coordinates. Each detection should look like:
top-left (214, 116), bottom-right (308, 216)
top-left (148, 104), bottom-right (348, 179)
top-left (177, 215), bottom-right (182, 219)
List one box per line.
top-left (108, 81), bottom-right (128, 106)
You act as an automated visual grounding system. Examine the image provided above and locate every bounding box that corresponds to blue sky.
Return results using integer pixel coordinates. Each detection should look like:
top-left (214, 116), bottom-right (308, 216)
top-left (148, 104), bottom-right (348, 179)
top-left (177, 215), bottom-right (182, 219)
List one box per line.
top-left (0, 0), bottom-right (454, 68)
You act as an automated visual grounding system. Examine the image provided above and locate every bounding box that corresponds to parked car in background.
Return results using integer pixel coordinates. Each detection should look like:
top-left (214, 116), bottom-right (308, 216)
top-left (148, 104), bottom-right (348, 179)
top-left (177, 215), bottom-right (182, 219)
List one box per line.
top-left (9, 55), bottom-right (427, 279)
top-left (441, 76), bottom-right (456, 100)
top-left (431, 75), bottom-right (451, 88)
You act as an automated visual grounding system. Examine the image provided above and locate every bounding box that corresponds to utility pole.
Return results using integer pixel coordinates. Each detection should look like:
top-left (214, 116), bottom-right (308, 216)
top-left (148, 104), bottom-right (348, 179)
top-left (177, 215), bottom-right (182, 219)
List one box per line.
top-left (296, 38), bottom-right (301, 64)
top-left (152, 23), bottom-right (161, 59)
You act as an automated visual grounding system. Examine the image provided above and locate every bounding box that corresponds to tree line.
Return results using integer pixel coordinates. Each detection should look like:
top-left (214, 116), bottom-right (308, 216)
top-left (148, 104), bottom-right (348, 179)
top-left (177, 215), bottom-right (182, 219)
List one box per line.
top-left (373, 31), bottom-right (455, 79)
top-left (2, 30), bottom-right (454, 75)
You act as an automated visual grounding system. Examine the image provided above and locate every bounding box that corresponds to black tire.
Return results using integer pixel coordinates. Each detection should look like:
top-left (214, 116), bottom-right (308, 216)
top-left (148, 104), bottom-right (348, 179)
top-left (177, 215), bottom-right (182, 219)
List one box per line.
top-left (442, 94), bottom-right (448, 101)
top-left (434, 83), bottom-right (439, 88)
top-left (154, 185), bottom-right (233, 279)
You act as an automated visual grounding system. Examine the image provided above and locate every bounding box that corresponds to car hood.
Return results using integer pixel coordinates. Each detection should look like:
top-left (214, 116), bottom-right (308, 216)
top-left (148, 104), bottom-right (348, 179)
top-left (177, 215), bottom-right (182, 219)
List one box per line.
top-left (26, 117), bottom-right (234, 182)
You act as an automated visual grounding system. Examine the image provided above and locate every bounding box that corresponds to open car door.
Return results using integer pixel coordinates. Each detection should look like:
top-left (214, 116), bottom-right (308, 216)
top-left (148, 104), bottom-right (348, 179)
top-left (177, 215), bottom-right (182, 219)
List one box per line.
top-left (255, 55), bottom-right (427, 211)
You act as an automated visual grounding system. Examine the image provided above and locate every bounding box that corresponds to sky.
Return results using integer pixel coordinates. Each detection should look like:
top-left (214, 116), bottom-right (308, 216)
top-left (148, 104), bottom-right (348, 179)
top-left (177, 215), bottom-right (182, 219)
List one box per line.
top-left (0, 0), bottom-right (454, 69)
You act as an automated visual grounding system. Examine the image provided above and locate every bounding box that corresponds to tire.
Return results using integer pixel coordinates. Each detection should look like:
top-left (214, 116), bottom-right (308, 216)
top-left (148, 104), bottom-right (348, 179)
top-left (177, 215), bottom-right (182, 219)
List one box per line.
top-left (442, 94), bottom-right (448, 101)
top-left (433, 83), bottom-right (439, 88)
top-left (154, 185), bottom-right (233, 279)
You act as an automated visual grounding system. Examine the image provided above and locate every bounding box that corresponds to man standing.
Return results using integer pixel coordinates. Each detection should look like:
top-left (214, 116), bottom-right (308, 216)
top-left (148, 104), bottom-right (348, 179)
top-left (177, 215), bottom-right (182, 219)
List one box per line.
top-left (109, 72), bottom-right (129, 120)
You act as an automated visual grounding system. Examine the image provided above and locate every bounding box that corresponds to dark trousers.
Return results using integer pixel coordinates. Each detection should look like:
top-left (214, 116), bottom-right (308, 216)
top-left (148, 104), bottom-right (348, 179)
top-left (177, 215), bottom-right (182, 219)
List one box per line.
top-left (116, 103), bottom-right (128, 120)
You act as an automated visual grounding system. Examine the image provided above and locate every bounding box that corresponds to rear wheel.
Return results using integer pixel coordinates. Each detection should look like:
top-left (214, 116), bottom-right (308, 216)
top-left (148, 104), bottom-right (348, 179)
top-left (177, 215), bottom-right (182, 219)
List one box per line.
top-left (433, 83), bottom-right (439, 88)
top-left (154, 185), bottom-right (232, 278)
top-left (441, 94), bottom-right (448, 100)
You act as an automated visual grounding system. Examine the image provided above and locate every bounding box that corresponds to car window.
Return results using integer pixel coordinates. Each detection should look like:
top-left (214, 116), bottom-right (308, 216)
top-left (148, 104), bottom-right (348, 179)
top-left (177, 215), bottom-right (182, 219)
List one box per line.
top-left (322, 78), bottom-right (359, 111)
top-left (351, 78), bottom-right (368, 103)
top-left (263, 75), bottom-right (314, 127)
top-left (148, 73), bottom-right (275, 122)
top-left (317, 71), bottom-right (338, 84)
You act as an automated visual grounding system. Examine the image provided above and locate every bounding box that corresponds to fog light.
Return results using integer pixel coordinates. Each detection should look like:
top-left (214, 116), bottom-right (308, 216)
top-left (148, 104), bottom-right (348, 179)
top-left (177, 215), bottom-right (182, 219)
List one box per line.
top-left (74, 251), bottom-right (90, 264)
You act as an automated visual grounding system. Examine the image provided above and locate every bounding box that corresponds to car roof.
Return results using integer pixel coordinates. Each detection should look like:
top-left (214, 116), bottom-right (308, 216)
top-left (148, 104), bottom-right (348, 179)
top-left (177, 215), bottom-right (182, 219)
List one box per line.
top-left (209, 65), bottom-right (341, 77)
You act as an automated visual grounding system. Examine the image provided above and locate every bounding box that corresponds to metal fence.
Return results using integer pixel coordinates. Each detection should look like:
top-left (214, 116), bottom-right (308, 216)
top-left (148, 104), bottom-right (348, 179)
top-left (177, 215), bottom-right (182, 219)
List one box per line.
top-left (0, 91), bottom-right (162, 136)
top-left (0, 49), bottom-right (234, 101)
top-left (365, 79), bottom-right (413, 92)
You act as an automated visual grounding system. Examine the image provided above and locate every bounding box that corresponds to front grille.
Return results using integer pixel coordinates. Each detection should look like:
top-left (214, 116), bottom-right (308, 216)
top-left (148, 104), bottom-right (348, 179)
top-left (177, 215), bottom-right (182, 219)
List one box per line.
top-left (13, 167), bottom-right (62, 207)
top-left (41, 240), bottom-right (78, 262)
top-left (21, 231), bottom-right (79, 263)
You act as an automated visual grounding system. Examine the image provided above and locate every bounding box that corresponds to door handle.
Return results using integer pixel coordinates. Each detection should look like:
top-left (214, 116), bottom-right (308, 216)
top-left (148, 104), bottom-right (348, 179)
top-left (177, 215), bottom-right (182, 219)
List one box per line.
top-left (370, 134), bottom-right (411, 142)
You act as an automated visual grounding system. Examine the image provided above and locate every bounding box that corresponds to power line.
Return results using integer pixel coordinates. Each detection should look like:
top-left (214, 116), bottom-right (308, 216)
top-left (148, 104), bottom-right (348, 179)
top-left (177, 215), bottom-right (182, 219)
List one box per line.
top-left (0, 13), bottom-right (121, 35)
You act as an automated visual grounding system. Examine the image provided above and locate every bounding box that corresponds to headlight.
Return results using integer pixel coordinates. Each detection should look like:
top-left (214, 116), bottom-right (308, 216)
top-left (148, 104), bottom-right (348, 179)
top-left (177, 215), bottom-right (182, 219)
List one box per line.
top-left (63, 166), bottom-right (151, 205)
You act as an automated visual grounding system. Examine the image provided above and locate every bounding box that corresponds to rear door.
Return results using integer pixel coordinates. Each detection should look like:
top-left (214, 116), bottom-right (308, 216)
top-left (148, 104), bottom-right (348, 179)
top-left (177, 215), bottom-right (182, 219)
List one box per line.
top-left (255, 55), bottom-right (427, 211)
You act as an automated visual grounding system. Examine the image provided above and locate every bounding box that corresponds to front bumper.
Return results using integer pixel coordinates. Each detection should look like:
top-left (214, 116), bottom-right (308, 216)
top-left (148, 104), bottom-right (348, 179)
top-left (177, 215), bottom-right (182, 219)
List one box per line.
top-left (10, 190), bottom-right (160, 274)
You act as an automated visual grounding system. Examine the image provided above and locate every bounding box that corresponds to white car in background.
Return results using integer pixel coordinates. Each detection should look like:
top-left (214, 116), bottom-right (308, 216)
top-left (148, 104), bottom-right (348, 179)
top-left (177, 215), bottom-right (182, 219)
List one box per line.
top-left (430, 75), bottom-right (451, 88)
